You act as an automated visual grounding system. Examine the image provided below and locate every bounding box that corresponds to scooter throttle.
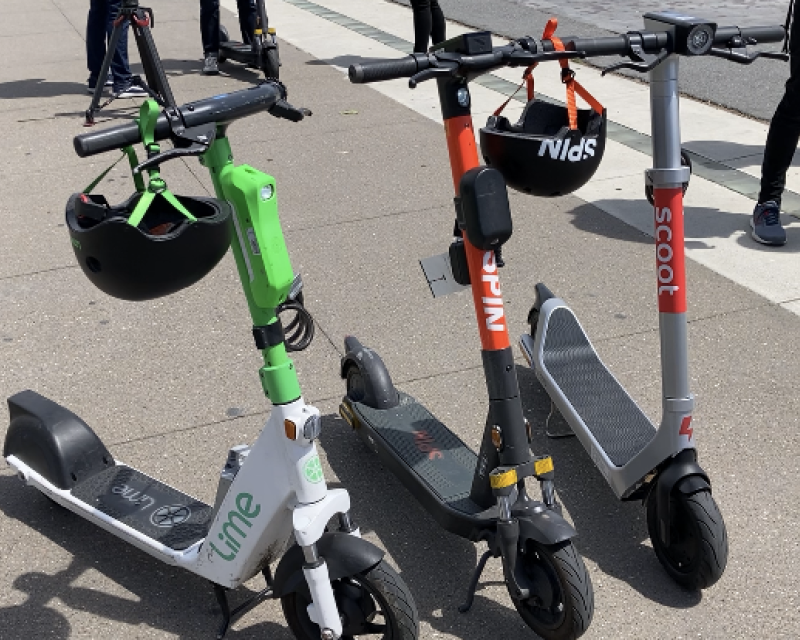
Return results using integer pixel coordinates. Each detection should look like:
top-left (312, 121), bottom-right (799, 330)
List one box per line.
top-left (349, 54), bottom-right (429, 83)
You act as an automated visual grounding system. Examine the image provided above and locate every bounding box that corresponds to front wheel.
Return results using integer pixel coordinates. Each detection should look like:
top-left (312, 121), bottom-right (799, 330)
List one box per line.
top-left (507, 540), bottom-right (594, 640)
top-left (281, 559), bottom-right (418, 640)
top-left (263, 45), bottom-right (280, 80)
top-left (646, 488), bottom-right (728, 590)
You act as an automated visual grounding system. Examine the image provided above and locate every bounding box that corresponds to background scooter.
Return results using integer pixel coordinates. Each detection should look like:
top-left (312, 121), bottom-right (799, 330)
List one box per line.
top-left (340, 34), bottom-right (597, 640)
top-left (219, 0), bottom-right (281, 79)
top-left (4, 30), bottom-right (416, 640)
top-left (518, 11), bottom-right (786, 590)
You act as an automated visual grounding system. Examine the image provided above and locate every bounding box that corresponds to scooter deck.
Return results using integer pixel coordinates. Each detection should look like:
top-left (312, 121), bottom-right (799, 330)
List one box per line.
top-left (352, 393), bottom-right (484, 516)
top-left (222, 43), bottom-right (255, 56)
top-left (540, 307), bottom-right (656, 467)
top-left (71, 465), bottom-right (213, 550)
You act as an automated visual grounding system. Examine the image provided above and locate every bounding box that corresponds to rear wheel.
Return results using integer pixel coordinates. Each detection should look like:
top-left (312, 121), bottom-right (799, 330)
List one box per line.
top-left (507, 540), bottom-right (593, 640)
top-left (646, 488), bottom-right (728, 590)
top-left (282, 559), bottom-right (418, 640)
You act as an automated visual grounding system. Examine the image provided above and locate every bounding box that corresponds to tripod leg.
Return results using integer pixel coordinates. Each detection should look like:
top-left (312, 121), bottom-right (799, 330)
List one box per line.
top-left (130, 10), bottom-right (178, 110)
top-left (86, 16), bottom-right (128, 125)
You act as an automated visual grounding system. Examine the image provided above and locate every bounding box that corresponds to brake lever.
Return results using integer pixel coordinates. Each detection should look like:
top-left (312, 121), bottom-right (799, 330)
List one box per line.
top-left (409, 65), bottom-right (456, 88)
top-left (602, 46), bottom-right (669, 76)
top-left (708, 46), bottom-right (788, 64)
top-left (269, 98), bottom-right (312, 122)
top-left (133, 123), bottom-right (216, 174)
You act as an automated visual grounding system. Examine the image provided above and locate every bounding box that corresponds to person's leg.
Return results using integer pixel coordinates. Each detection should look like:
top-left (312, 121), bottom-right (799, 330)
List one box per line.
top-left (752, 3), bottom-right (800, 245)
top-left (409, 0), bottom-right (433, 54)
top-left (429, 0), bottom-right (446, 47)
top-left (86, 0), bottom-right (107, 86)
top-left (237, 0), bottom-right (258, 45)
top-left (200, 0), bottom-right (221, 55)
top-left (759, 16), bottom-right (800, 208)
top-left (107, 0), bottom-right (132, 91)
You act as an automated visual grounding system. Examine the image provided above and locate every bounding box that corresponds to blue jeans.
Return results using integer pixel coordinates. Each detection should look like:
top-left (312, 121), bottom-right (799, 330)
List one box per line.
top-left (86, 0), bottom-right (132, 91)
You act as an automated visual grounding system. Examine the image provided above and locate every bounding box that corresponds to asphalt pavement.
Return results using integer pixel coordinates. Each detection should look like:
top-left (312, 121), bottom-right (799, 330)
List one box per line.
top-left (1, 0), bottom-right (799, 639)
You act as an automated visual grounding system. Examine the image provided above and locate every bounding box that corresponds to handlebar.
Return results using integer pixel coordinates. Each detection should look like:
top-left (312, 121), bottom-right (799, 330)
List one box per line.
top-left (716, 25), bottom-right (786, 43)
top-left (74, 81), bottom-right (292, 157)
top-left (348, 20), bottom-right (786, 87)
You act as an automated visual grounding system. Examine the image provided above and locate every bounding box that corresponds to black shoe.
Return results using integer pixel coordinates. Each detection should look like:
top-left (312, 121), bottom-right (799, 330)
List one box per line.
top-left (750, 201), bottom-right (786, 246)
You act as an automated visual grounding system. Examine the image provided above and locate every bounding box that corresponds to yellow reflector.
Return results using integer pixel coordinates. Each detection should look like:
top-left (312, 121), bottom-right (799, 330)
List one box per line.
top-left (535, 457), bottom-right (554, 476)
top-left (490, 468), bottom-right (517, 489)
top-left (254, 29), bottom-right (263, 35)
top-left (267, 27), bottom-right (276, 34)
top-left (284, 419), bottom-right (297, 440)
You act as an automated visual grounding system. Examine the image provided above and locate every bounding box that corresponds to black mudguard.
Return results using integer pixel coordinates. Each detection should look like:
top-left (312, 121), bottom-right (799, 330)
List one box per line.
top-left (5, 390), bottom-right (114, 490)
top-left (517, 509), bottom-right (577, 546)
top-left (272, 532), bottom-right (385, 599)
top-left (340, 337), bottom-right (399, 410)
top-left (653, 448), bottom-right (711, 546)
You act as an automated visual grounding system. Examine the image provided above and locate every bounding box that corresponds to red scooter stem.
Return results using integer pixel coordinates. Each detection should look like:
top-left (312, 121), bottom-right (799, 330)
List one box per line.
top-left (652, 187), bottom-right (687, 313)
top-left (444, 115), bottom-right (511, 351)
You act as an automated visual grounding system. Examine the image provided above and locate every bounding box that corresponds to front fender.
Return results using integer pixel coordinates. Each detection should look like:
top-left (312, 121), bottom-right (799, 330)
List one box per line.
top-left (272, 532), bottom-right (384, 599)
top-left (653, 448), bottom-right (711, 546)
top-left (517, 508), bottom-right (577, 546)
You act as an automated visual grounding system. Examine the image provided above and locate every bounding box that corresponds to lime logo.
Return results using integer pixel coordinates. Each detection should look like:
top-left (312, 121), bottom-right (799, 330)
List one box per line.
top-left (209, 492), bottom-right (261, 561)
top-left (303, 455), bottom-right (324, 484)
top-left (71, 238), bottom-right (81, 250)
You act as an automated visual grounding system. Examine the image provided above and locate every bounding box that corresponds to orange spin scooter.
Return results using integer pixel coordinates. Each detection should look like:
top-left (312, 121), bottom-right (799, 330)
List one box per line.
top-left (337, 32), bottom-right (594, 640)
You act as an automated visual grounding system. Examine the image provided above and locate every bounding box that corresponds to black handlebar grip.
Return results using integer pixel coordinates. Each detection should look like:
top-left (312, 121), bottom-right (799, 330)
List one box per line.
top-left (74, 120), bottom-right (148, 157)
top-left (715, 25), bottom-right (786, 45)
top-left (349, 56), bottom-right (420, 83)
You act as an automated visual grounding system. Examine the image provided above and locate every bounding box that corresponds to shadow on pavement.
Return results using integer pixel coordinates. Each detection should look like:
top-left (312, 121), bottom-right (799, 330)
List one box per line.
top-left (0, 474), bottom-right (293, 640)
top-left (575, 200), bottom-right (800, 252)
top-left (563, 201), bottom-right (652, 245)
top-left (0, 59), bottom-right (263, 101)
top-left (514, 364), bottom-right (702, 609)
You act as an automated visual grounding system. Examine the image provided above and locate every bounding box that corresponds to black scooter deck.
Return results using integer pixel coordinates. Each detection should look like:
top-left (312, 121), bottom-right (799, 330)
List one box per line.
top-left (352, 393), bottom-right (484, 516)
top-left (71, 465), bottom-right (213, 550)
top-left (541, 307), bottom-right (656, 466)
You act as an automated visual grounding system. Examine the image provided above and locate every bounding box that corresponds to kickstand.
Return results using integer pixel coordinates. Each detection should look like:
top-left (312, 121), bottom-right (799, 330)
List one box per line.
top-left (545, 402), bottom-right (574, 439)
top-left (213, 567), bottom-right (275, 639)
top-left (458, 550), bottom-right (493, 613)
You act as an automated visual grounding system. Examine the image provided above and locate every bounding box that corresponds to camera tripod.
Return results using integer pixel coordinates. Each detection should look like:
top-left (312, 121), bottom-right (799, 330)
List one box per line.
top-left (85, 0), bottom-right (176, 126)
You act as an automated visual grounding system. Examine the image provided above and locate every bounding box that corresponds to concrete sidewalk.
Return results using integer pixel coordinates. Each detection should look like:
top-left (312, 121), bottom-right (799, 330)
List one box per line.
top-left (0, 0), bottom-right (798, 639)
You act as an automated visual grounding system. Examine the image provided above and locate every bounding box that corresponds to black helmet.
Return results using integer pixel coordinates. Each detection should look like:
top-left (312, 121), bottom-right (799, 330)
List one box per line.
top-left (66, 191), bottom-right (232, 301)
top-left (480, 100), bottom-right (607, 198)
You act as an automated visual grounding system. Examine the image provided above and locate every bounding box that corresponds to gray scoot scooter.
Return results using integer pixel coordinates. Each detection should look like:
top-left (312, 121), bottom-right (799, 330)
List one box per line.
top-left (519, 11), bottom-right (787, 590)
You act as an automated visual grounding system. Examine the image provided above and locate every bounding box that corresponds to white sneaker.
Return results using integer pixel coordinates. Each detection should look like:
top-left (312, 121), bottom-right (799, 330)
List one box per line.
top-left (114, 84), bottom-right (148, 99)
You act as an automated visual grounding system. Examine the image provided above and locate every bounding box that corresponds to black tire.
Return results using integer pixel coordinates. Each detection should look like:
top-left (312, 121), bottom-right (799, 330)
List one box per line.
top-left (345, 364), bottom-right (367, 405)
top-left (263, 45), bottom-right (280, 80)
top-left (646, 488), bottom-right (728, 590)
top-left (646, 150), bottom-right (692, 205)
top-left (218, 25), bottom-right (229, 63)
top-left (281, 559), bottom-right (418, 640)
top-left (507, 540), bottom-right (593, 640)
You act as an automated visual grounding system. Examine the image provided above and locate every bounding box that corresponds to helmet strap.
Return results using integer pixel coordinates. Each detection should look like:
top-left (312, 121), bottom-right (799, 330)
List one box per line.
top-left (492, 18), bottom-right (605, 127)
